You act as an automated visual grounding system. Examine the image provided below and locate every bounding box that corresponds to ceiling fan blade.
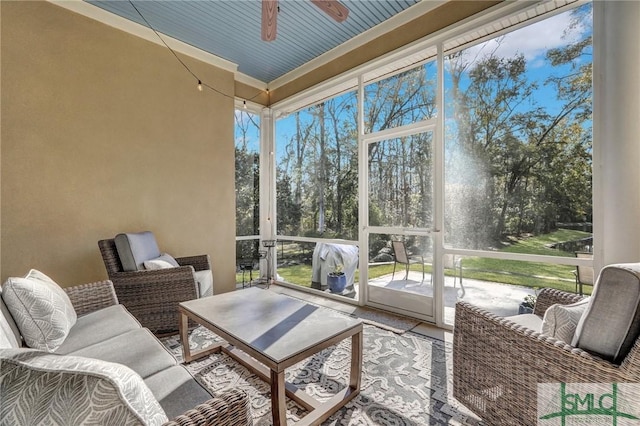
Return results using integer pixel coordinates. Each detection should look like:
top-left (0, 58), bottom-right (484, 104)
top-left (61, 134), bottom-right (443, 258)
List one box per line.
top-left (310, 0), bottom-right (349, 23)
top-left (261, 0), bottom-right (278, 41)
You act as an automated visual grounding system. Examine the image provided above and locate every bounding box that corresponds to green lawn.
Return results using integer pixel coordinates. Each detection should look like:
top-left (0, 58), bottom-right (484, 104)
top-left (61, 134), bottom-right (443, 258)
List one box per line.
top-left (461, 229), bottom-right (591, 293)
top-left (236, 229), bottom-right (592, 294)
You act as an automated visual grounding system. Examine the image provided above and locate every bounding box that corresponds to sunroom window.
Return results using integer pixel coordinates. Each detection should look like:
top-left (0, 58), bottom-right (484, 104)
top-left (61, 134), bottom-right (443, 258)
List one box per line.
top-left (268, 0), bottom-right (592, 326)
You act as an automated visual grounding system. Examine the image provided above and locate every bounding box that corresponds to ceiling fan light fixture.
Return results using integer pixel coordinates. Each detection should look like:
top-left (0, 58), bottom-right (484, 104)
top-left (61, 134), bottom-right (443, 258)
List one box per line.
top-left (261, 0), bottom-right (278, 41)
top-left (261, 0), bottom-right (348, 42)
top-left (311, 0), bottom-right (349, 23)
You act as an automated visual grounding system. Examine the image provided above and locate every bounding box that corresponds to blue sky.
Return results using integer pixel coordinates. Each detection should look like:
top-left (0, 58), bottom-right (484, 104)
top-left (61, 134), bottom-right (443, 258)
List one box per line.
top-left (238, 4), bottom-right (592, 159)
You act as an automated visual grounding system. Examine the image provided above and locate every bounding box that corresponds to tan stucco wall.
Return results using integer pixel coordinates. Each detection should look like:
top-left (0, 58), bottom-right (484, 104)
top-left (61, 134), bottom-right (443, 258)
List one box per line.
top-left (235, 80), bottom-right (269, 106)
top-left (1, 1), bottom-right (237, 292)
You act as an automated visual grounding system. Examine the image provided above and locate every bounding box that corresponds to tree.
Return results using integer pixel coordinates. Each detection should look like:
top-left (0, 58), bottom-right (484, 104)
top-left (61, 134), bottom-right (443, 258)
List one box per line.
top-left (445, 7), bottom-right (592, 247)
top-left (235, 111), bottom-right (260, 261)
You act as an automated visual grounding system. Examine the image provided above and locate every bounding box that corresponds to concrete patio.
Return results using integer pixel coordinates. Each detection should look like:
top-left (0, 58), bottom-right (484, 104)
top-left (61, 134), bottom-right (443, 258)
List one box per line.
top-left (367, 271), bottom-right (537, 324)
top-left (261, 268), bottom-right (539, 325)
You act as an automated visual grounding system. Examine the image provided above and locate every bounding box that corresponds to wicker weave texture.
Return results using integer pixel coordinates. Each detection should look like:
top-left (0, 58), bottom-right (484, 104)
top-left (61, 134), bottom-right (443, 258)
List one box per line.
top-left (64, 280), bottom-right (118, 317)
top-left (163, 389), bottom-right (253, 426)
top-left (98, 239), bottom-right (211, 334)
top-left (453, 289), bottom-right (640, 425)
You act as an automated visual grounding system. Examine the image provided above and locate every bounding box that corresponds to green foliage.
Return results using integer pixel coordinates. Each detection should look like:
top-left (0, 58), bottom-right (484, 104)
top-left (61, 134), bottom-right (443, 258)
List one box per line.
top-left (445, 11), bottom-right (592, 244)
top-left (235, 147), bottom-right (259, 238)
top-left (239, 5), bottom-right (593, 277)
top-left (522, 294), bottom-right (537, 308)
top-left (263, 229), bottom-right (592, 295)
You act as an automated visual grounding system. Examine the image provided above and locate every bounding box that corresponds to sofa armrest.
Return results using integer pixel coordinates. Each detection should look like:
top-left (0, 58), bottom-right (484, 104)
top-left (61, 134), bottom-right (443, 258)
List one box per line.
top-left (64, 280), bottom-right (119, 317)
top-left (533, 287), bottom-right (584, 316)
top-left (175, 254), bottom-right (211, 272)
top-left (163, 389), bottom-right (253, 426)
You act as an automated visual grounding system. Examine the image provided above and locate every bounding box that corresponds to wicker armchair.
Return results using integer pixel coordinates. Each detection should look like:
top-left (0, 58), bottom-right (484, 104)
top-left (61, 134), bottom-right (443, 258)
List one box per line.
top-left (98, 235), bottom-right (212, 335)
top-left (453, 286), bottom-right (640, 425)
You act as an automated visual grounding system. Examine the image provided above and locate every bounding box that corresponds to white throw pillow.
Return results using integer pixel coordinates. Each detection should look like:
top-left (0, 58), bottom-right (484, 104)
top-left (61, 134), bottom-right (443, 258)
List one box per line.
top-left (0, 348), bottom-right (168, 425)
top-left (143, 253), bottom-right (180, 270)
top-left (2, 269), bottom-right (77, 351)
top-left (541, 298), bottom-right (590, 344)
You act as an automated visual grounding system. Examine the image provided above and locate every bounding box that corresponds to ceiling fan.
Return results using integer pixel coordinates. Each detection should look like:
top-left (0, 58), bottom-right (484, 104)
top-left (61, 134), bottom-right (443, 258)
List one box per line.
top-left (261, 0), bottom-right (349, 41)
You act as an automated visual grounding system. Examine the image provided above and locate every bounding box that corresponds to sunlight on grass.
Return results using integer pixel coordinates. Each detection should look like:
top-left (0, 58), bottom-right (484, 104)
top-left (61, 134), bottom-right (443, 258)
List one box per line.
top-left (461, 228), bottom-right (590, 291)
top-left (236, 229), bottom-right (591, 294)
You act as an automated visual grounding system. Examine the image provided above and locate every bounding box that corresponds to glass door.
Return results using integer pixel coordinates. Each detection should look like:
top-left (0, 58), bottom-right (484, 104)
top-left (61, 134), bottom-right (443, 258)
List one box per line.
top-left (365, 131), bottom-right (436, 321)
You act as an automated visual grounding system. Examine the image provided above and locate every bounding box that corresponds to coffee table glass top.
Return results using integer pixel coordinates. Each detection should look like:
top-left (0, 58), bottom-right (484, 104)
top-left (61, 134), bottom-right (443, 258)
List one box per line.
top-left (180, 287), bottom-right (362, 363)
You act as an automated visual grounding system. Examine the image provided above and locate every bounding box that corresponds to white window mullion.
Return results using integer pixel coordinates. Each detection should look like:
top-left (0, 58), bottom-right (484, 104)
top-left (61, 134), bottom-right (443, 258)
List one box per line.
top-left (260, 107), bottom-right (276, 282)
top-left (433, 42), bottom-right (447, 328)
top-left (357, 74), bottom-right (368, 306)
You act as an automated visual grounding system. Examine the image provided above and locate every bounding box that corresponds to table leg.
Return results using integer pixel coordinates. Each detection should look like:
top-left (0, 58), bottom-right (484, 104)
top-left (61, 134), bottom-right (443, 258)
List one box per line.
top-left (350, 328), bottom-right (363, 390)
top-left (271, 369), bottom-right (287, 426)
top-left (179, 310), bottom-right (192, 363)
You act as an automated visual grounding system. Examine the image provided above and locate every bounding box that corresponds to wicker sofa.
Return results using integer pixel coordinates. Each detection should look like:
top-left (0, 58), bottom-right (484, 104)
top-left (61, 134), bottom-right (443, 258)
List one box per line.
top-left (0, 272), bottom-right (252, 426)
top-left (453, 263), bottom-right (640, 426)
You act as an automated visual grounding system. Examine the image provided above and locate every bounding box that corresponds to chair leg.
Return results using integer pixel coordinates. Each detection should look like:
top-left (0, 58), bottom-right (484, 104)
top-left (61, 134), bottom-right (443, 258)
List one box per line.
top-left (421, 262), bottom-right (425, 283)
top-left (392, 262), bottom-right (397, 280)
top-left (404, 264), bottom-right (409, 281)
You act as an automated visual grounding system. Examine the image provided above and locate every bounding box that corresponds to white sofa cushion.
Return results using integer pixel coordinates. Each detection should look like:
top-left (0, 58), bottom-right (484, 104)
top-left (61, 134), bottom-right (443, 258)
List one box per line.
top-left (0, 309), bottom-right (19, 349)
top-left (1, 289), bottom-right (22, 349)
top-left (0, 348), bottom-right (168, 425)
top-left (541, 298), bottom-right (590, 344)
top-left (144, 253), bottom-right (180, 270)
top-left (55, 305), bottom-right (141, 354)
top-left (2, 270), bottom-right (77, 351)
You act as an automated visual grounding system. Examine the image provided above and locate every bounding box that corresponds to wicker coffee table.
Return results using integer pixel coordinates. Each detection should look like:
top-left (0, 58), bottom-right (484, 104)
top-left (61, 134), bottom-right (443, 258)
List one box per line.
top-left (178, 287), bottom-right (363, 426)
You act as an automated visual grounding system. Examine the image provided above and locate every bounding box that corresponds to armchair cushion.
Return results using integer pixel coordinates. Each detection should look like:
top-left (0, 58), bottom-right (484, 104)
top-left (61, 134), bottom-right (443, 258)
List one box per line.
top-left (115, 231), bottom-right (161, 271)
top-left (2, 270), bottom-right (77, 352)
top-left (572, 263), bottom-right (640, 363)
top-left (194, 270), bottom-right (213, 297)
top-left (504, 313), bottom-right (542, 331)
top-left (541, 298), bottom-right (590, 344)
top-left (0, 348), bottom-right (168, 426)
top-left (144, 253), bottom-right (180, 270)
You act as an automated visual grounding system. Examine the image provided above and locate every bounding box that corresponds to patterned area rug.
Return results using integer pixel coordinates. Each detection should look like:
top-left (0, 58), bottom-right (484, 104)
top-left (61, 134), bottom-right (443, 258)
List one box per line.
top-left (351, 307), bottom-right (421, 334)
top-left (161, 325), bottom-right (483, 425)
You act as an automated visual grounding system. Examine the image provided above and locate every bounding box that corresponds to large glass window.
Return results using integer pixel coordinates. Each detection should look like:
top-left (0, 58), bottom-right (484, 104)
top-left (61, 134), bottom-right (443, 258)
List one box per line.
top-left (444, 4), bottom-right (593, 261)
top-left (368, 132), bottom-right (433, 228)
top-left (275, 91), bottom-right (358, 240)
top-left (235, 109), bottom-right (261, 283)
top-left (364, 60), bottom-right (437, 133)
top-left (270, 1), bottom-right (594, 321)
